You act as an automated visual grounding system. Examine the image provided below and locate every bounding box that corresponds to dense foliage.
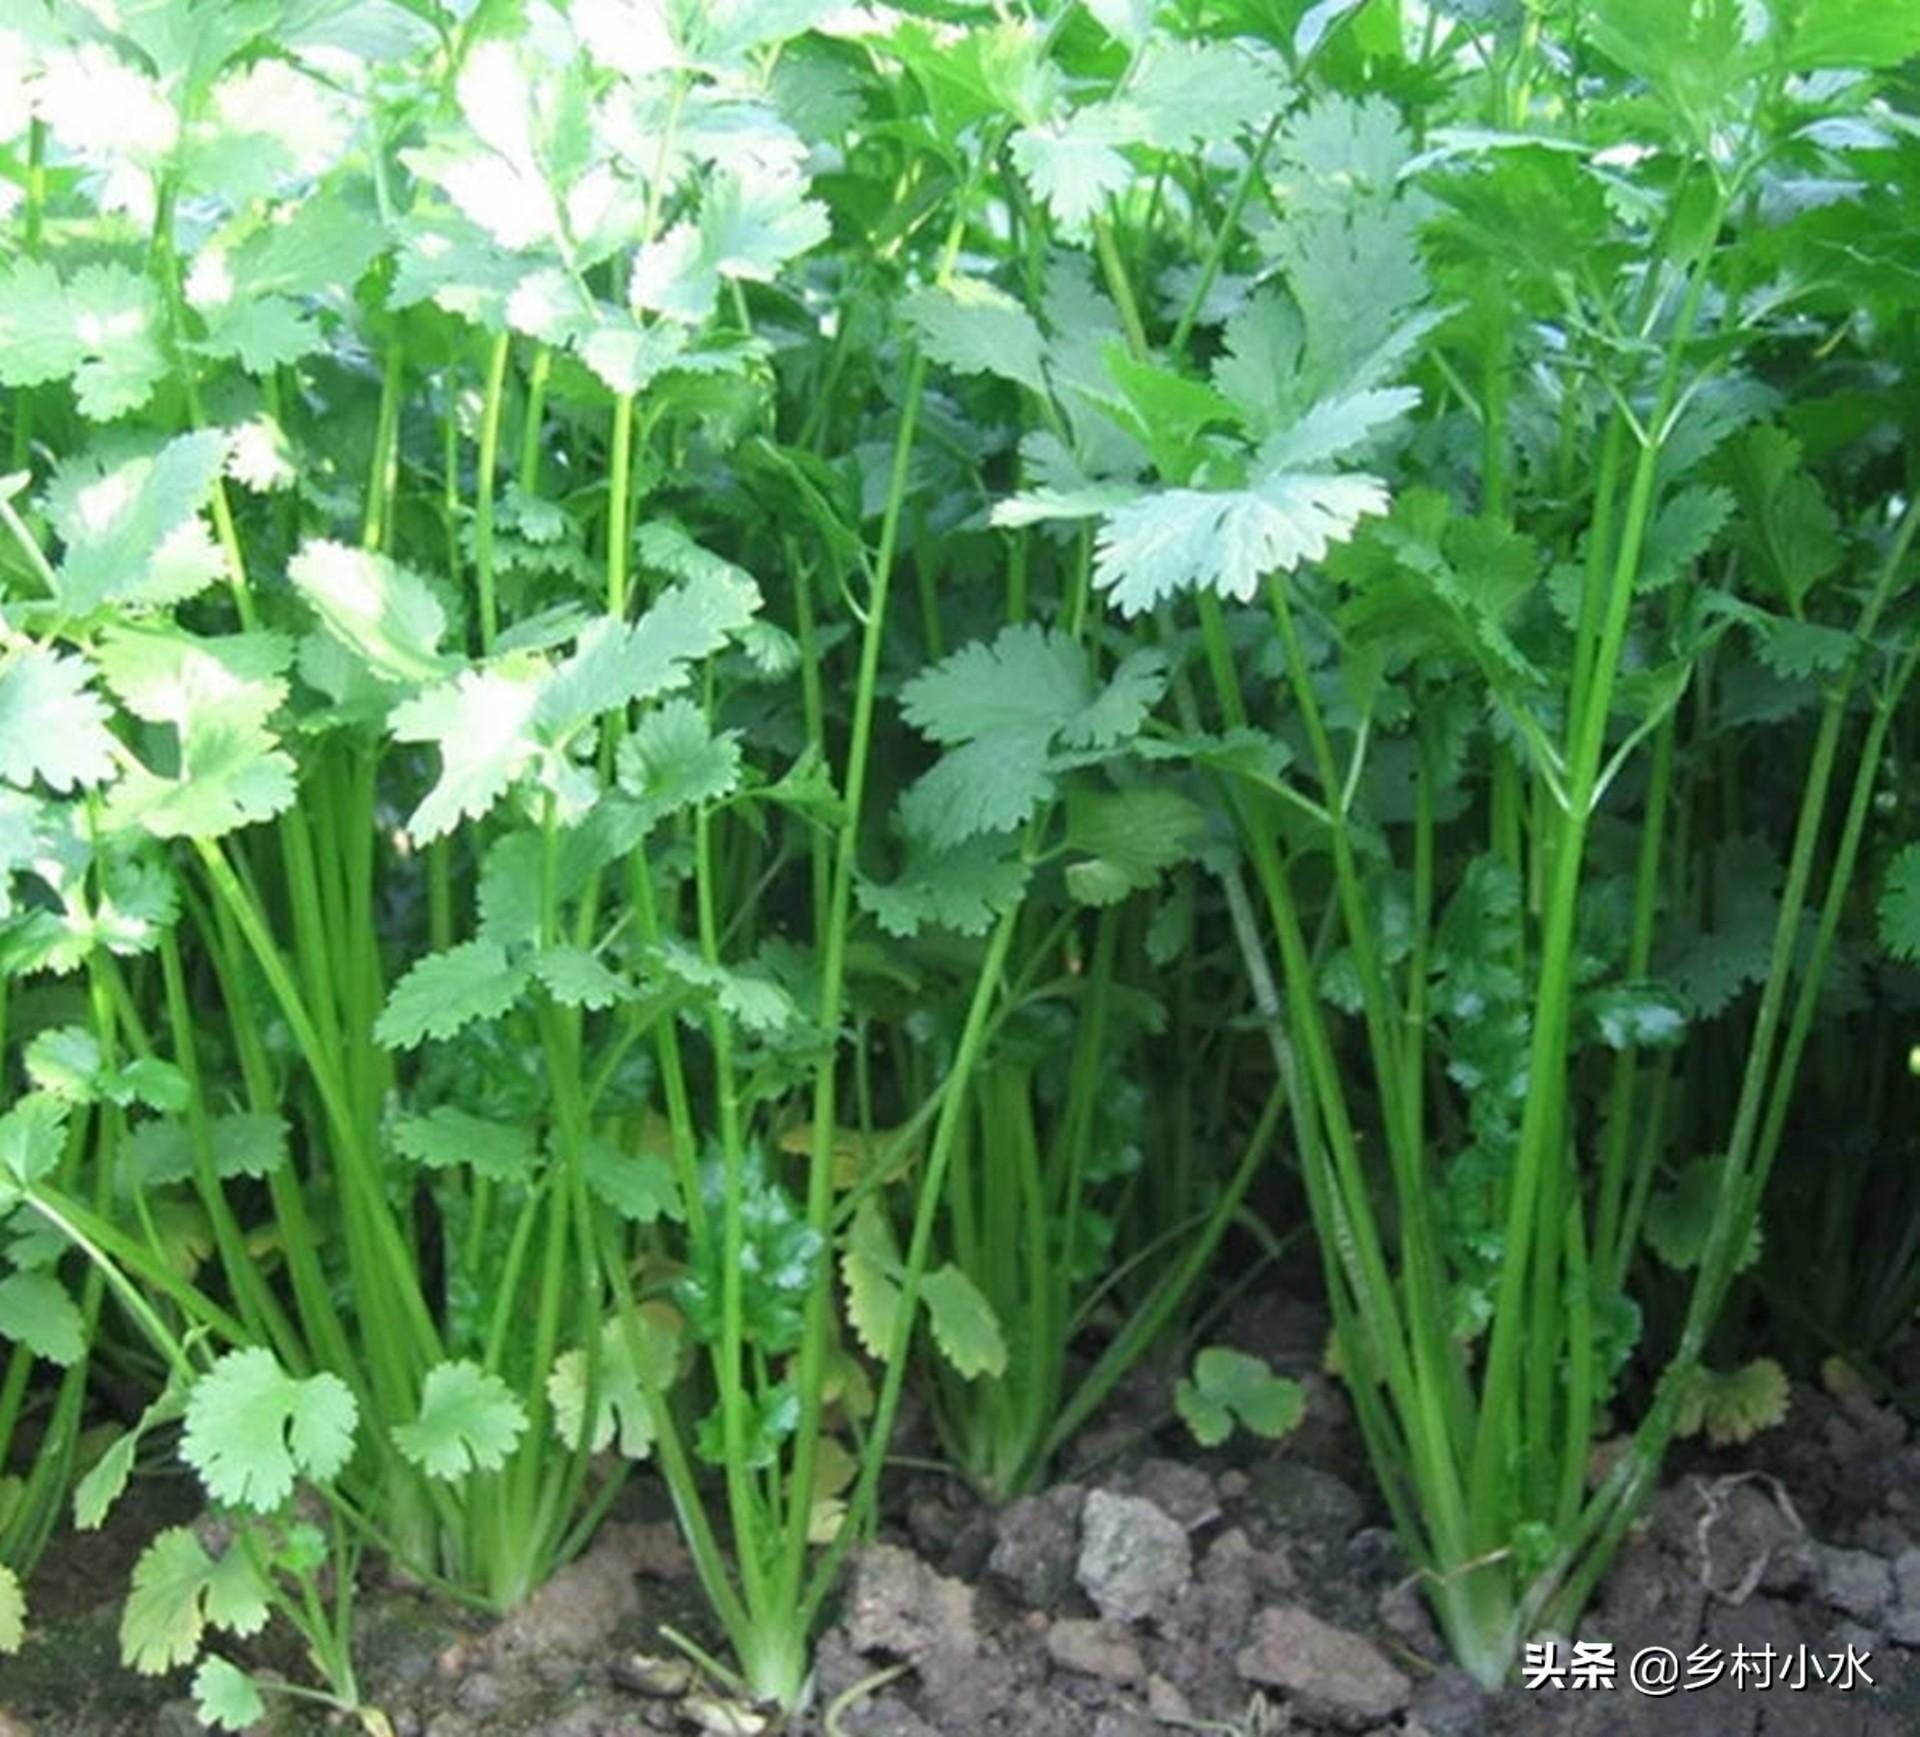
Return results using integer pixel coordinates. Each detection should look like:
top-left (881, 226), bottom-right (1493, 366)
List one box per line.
top-left (1, 0), bottom-right (1918, 1722)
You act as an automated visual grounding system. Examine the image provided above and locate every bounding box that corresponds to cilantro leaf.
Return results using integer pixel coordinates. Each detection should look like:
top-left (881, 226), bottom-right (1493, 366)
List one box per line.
top-left (840, 1199), bottom-right (903, 1360)
top-left (0, 1270), bottom-right (86, 1365)
top-left (376, 941), bottom-right (533, 1050)
top-left (858, 834), bottom-right (1031, 938)
top-left (1256, 387), bottom-right (1420, 470)
top-left (900, 735), bottom-right (1053, 844)
top-left (1638, 484), bottom-right (1733, 590)
top-left (648, 940), bottom-right (798, 1033)
top-left (94, 626), bottom-right (292, 734)
top-left (616, 696), bottom-right (744, 818)
top-left (902, 277), bottom-right (1048, 393)
top-left (48, 431), bottom-right (230, 612)
top-left (0, 1096), bottom-right (70, 1206)
top-left (1063, 785), bottom-right (1206, 906)
top-left (631, 165), bottom-right (828, 323)
top-left (200, 1550), bottom-right (270, 1638)
top-left (900, 623), bottom-right (1093, 745)
top-left (0, 261), bottom-right (167, 420)
top-left (75, 1384), bottom-right (189, 1531)
top-left (24, 1025), bottom-right (104, 1102)
top-left (390, 667), bottom-right (546, 843)
top-left (536, 571), bottom-right (761, 736)
top-left (192, 1657), bottom-right (265, 1733)
top-left (583, 1137), bottom-right (683, 1224)
top-left (105, 716), bottom-right (298, 841)
top-left (1581, 983), bottom-right (1688, 1050)
top-left (1118, 40), bottom-right (1286, 149)
top-left (1675, 1358), bottom-right (1789, 1447)
top-left (392, 1360), bottom-right (528, 1480)
top-left (535, 945), bottom-right (633, 1010)
top-left (1721, 427), bottom-right (1843, 610)
top-left (1176, 1347), bottom-right (1305, 1446)
top-left (1093, 473), bottom-right (1391, 615)
top-left (0, 649), bottom-right (121, 793)
top-left (288, 541), bottom-right (455, 686)
top-left (921, 1265), bottom-right (1008, 1381)
top-left (547, 1310), bottom-right (681, 1459)
top-left (1011, 122), bottom-right (1133, 229)
top-left (181, 1348), bottom-right (357, 1512)
top-left (1879, 844), bottom-right (1920, 963)
top-left (895, 626), bottom-right (1170, 847)
top-left (392, 1105), bottom-right (539, 1182)
top-left (121, 1527), bottom-right (215, 1673)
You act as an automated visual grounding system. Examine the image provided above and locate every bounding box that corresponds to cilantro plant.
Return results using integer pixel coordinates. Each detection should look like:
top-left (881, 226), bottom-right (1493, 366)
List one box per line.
top-left (2, 0), bottom-right (1918, 1715)
top-left (887, 0), bottom-right (1920, 1691)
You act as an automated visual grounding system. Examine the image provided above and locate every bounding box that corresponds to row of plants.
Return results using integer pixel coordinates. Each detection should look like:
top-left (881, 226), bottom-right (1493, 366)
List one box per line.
top-left (1, 0), bottom-right (1917, 1725)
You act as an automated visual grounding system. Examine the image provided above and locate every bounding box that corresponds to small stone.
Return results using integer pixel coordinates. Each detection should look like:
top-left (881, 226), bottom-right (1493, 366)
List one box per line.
top-left (1251, 1463), bottom-right (1365, 1550)
top-left (1235, 1605), bottom-right (1410, 1729)
top-left (907, 1491), bottom-right (961, 1557)
top-left (1217, 1468), bottom-right (1251, 1502)
top-left (1346, 1525), bottom-right (1404, 1583)
top-left (1078, 1490), bottom-right (1194, 1625)
top-left (611, 1653), bottom-right (697, 1697)
top-left (1048, 1617), bottom-right (1146, 1683)
top-left (1117, 1458), bottom-right (1221, 1531)
top-left (683, 1695), bottom-right (770, 1734)
top-left (1378, 1576), bottom-right (1442, 1658)
top-left (1404, 1667), bottom-right (1488, 1737)
top-left (1813, 1543), bottom-right (1893, 1624)
top-left (455, 1671), bottom-right (507, 1714)
top-left (1147, 1674), bottom-right (1192, 1720)
top-left (1837, 1389), bottom-right (1907, 1451)
top-left (989, 1485), bottom-right (1084, 1610)
top-left (845, 1542), bottom-right (979, 1663)
top-left (943, 1512), bottom-right (997, 1584)
top-left (1092, 1714), bottom-right (1161, 1737)
top-left (1887, 1548), bottom-right (1920, 1645)
top-left (1832, 1619), bottom-right (1881, 1666)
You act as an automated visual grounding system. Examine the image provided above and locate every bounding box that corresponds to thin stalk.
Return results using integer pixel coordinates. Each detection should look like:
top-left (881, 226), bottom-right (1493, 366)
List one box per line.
top-left (363, 343), bottom-right (406, 552)
top-left (808, 902), bottom-right (1023, 1624)
top-left (1466, 209), bottom-right (1725, 1546)
top-left (474, 331), bottom-right (511, 653)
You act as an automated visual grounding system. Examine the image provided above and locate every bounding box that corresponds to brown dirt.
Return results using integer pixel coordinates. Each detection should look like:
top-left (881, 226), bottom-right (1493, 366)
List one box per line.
top-left (11, 1338), bottom-right (1920, 1736)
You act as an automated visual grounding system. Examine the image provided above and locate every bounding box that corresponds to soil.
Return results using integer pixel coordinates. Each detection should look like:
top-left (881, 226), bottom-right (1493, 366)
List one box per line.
top-left (10, 1302), bottom-right (1920, 1737)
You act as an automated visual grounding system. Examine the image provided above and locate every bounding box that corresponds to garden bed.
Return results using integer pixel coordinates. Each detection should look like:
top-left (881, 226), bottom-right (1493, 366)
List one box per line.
top-left (14, 1302), bottom-right (1920, 1737)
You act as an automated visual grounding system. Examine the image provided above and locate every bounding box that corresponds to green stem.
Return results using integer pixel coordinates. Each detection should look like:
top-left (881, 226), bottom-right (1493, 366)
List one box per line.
top-left (474, 330), bottom-right (511, 653)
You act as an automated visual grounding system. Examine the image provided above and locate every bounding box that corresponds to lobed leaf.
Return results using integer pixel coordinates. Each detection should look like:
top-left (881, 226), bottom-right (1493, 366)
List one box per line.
top-left (0, 1270), bottom-right (86, 1365)
top-left (377, 940), bottom-right (532, 1050)
top-left (902, 277), bottom-right (1048, 394)
top-left (921, 1265), bottom-right (1008, 1381)
top-left (288, 542), bottom-right (454, 687)
top-left (121, 1527), bottom-right (214, 1673)
top-left (192, 1657), bottom-right (266, 1732)
top-left (392, 1106), bottom-right (539, 1183)
top-left (180, 1347), bottom-right (357, 1512)
top-left (1094, 473), bottom-right (1390, 615)
top-left (1880, 844), bottom-right (1920, 963)
top-left (393, 1361), bottom-right (529, 1480)
top-left (0, 649), bottom-right (121, 794)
